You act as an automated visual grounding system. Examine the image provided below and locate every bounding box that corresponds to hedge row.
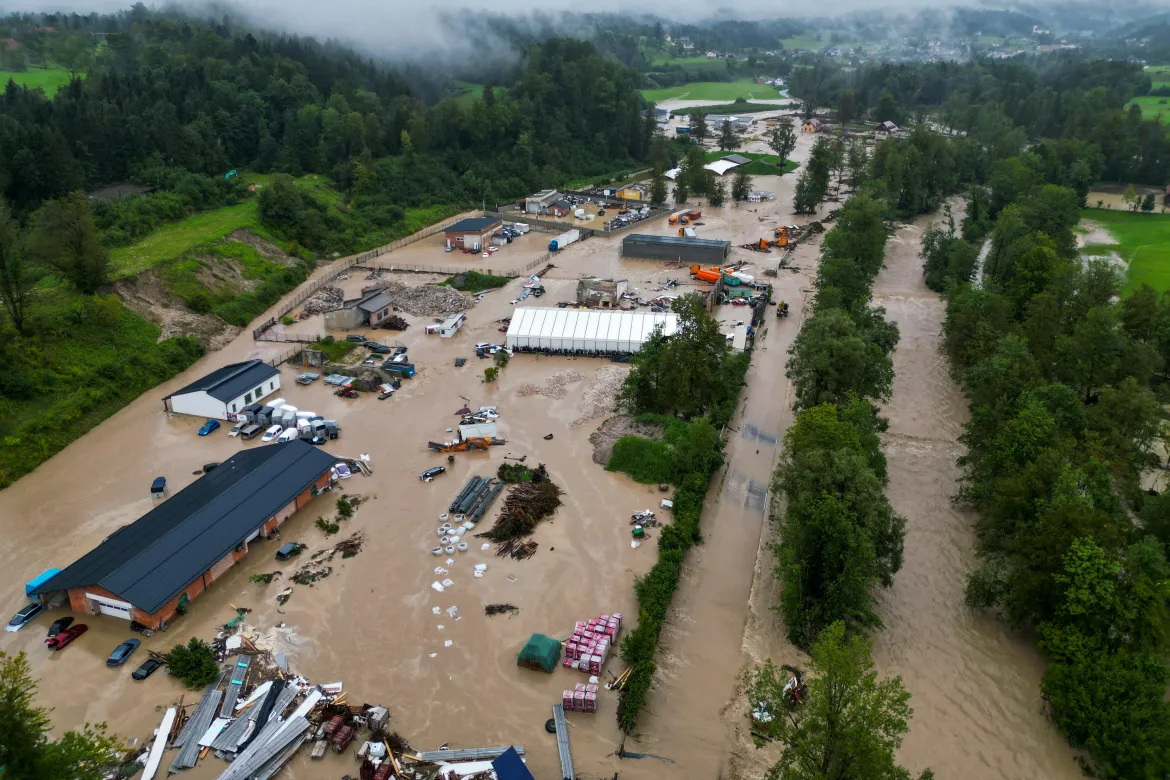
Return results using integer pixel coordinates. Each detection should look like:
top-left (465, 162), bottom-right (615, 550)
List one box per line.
top-left (614, 368), bottom-right (750, 733)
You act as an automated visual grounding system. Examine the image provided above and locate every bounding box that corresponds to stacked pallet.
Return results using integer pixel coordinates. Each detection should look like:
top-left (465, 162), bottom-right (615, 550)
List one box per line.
top-left (561, 683), bottom-right (599, 714)
top-left (562, 612), bottom-right (622, 676)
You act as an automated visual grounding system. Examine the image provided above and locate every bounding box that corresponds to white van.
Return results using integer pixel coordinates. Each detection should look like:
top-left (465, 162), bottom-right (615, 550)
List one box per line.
top-left (277, 428), bottom-right (298, 442)
top-left (261, 425), bottom-right (283, 443)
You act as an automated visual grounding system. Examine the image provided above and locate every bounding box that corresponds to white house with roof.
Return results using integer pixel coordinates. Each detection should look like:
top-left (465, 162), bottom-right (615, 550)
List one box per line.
top-left (163, 359), bottom-right (281, 421)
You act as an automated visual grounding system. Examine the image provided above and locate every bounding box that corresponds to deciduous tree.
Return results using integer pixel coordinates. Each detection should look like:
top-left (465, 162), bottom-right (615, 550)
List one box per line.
top-left (29, 193), bottom-right (108, 295)
top-left (747, 623), bottom-right (932, 780)
top-left (769, 123), bottom-right (797, 172)
top-left (731, 169), bottom-right (752, 202)
top-left (0, 198), bottom-right (36, 334)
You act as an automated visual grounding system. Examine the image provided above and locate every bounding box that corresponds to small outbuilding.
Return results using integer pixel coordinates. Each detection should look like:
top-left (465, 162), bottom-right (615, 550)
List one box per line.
top-left (546, 200), bottom-right (572, 218)
top-left (425, 312), bottom-right (466, 338)
top-left (802, 118), bottom-right (822, 133)
top-left (876, 120), bottom-right (901, 133)
top-left (325, 288), bottom-right (396, 330)
top-left (576, 278), bottom-right (628, 307)
top-left (164, 359), bottom-right (280, 421)
top-left (444, 217), bottom-right (503, 251)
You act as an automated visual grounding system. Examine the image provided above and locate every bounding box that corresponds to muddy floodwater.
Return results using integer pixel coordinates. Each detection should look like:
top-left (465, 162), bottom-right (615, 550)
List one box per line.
top-left (0, 123), bottom-right (1079, 780)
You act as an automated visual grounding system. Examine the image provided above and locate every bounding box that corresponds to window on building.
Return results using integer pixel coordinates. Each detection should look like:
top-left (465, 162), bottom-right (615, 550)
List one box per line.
top-left (270, 381), bottom-right (275, 390)
top-left (244, 392), bottom-right (252, 403)
top-left (255, 386), bottom-right (262, 396)
top-left (231, 403), bottom-right (237, 412)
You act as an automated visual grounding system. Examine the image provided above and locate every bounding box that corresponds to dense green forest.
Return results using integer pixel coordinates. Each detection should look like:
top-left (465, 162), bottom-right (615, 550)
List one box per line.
top-left (0, 8), bottom-right (653, 489)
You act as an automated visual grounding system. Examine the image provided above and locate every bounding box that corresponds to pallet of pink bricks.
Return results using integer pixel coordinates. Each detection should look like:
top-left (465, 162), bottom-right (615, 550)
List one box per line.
top-left (562, 682), bottom-right (600, 713)
top-left (562, 612), bottom-right (622, 679)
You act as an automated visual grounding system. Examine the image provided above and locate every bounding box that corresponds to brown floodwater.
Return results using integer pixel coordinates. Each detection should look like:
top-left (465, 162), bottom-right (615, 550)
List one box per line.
top-left (0, 127), bottom-right (1077, 780)
top-left (866, 213), bottom-right (1082, 779)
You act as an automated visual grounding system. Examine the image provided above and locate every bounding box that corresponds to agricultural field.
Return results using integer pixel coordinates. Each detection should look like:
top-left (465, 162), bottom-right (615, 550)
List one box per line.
top-left (641, 78), bottom-right (782, 103)
top-left (1080, 208), bottom-right (1170, 293)
top-left (781, 34), bottom-right (827, 51)
top-left (1128, 95), bottom-right (1170, 120)
top-left (0, 67), bottom-right (76, 96)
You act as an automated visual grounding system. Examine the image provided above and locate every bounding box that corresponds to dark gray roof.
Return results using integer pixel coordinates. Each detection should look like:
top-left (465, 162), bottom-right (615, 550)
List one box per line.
top-left (550, 200), bottom-right (572, 210)
top-left (165, 360), bottom-right (278, 403)
top-left (445, 217), bottom-right (501, 234)
top-left (32, 441), bottom-right (336, 614)
top-left (724, 154), bottom-right (752, 165)
top-left (357, 292), bottom-right (393, 313)
top-left (622, 234), bottom-right (732, 249)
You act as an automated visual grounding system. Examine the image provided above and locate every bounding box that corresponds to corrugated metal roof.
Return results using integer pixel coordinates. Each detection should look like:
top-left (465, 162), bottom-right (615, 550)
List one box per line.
top-left (622, 234), bottom-right (731, 250)
top-left (33, 442), bottom-right (337, 614)
top-left (445, 217), bottom-right (501, 233)
top-left (165, 360), bottom-right (279, 403)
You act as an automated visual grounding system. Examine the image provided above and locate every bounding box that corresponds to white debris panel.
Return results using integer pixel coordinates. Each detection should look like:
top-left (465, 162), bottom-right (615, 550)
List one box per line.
top-left (505, 308), bottom-right (679, 354)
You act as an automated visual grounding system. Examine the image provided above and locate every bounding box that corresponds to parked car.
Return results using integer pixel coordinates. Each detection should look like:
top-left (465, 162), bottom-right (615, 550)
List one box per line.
top-left (363, 356), bottom-right (378, 366)
top-left (376, 384), bottom-right (395, 400)
top-left (275, 542), bottom-right (303, 561)
top-left (261, 425), bottom-right (283, 443)
top-left (240, 424), bottom-right (262, 440)
top-left (150, 476), bottom-right (167, 498)
top-left (47, 616), bottom-right (73, 636)
top-left (106, 639), bottom-right (141, 667)
top-left (295, 373), bottom-right (321, 385)
top-left (365, 342), bottom-right (392, 353)
top-left (345, 334), bottom-right (366, 342)
top-left (197, 419), bottom-right (220, 436)
top-left (202, 462), bottom-right (221, 473)
top-left (228, 421), bottom-right (245, 437)
top-left (6, 602), bottom-right (45, 632)
top-left (132, 657), bottom-right (165, 680)
top-left (309, 435), bottom-right (327, 446)
top-left (420, 466), bottom-right (446, 482)
top-left (46, 624), bottom-right (88, 650)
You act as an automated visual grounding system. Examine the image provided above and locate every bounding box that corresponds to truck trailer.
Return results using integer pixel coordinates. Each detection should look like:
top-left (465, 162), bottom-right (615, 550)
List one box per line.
top-left (549, 229), bottom-right (581, 251)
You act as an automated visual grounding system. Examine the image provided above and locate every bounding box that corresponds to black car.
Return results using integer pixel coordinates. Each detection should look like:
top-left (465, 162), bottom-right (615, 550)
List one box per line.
top-left (365, 342), bottom-right (392, 353)
top-left (106, 638), bottom-right (141, 667)
top-left (47, 616), bottom-right (74, 636)
top-left (309, 435), bottom-right (327, 446)
top-left (345, 334), bottom-right (366, 342)
top-left (419, 466), bottom-right (447, 482)
top-left (131, 657), bottom-right (164, 681)
top-left (275, 542), bottom-right (303, 561)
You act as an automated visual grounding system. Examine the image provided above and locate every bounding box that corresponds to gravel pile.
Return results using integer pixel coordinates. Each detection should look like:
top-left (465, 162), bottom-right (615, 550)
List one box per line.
top-left (300, 286), bottom-right (344, 316)
top-left (380, 281), bottom-right (472, 317)
top-left (514, 369), bottom-right (584, 400)
top-left (569, 365), bottom-right (630, 428)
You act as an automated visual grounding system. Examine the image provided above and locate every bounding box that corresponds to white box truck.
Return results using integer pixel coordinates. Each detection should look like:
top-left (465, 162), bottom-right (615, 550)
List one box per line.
top-left (548, 229), bottom-right (581, 252)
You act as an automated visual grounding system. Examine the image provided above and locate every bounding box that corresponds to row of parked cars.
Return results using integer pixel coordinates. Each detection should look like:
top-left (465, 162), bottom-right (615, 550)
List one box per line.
top-left (6, 604), bottom-right (163, 678)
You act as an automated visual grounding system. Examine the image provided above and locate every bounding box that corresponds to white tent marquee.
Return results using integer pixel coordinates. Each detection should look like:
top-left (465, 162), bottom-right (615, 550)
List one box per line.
top-left (505, 308), bottom-right (680, 353)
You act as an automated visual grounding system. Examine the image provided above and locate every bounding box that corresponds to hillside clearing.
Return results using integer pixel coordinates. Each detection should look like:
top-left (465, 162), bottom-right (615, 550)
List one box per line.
top-left (641, 78), bottom-right (782, 103)
top-left (1080, 209), bottom-right (1170, 293)
top-left (0, 67), bottom-right (76, 96)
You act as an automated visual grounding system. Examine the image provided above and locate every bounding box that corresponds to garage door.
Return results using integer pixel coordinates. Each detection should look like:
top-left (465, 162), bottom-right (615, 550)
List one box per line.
top-left (86, 593), bottom-right (133, 620)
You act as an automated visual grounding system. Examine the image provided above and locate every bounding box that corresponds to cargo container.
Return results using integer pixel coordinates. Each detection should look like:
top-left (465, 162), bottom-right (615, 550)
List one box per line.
top-left (549, 229), bottom-right (580, 251)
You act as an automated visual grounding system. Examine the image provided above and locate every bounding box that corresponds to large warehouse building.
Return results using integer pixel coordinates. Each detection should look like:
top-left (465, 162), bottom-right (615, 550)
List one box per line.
top-left (621, 234), bottom-right (731, 264)
top-left (505, 307), bottom-right (679, 354)
top-left (30, 441), bottom-right (337, 629)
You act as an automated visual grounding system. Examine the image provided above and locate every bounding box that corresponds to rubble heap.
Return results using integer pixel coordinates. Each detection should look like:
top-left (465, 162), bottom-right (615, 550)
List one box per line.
top-left (299, 287), bottom-right (344, 317)
top-left (569, 365), bottom-right (630, 428)
top-left (378, 281), bottom-right (473, 317)
top-left (513, 369), bottom-right (584, 400)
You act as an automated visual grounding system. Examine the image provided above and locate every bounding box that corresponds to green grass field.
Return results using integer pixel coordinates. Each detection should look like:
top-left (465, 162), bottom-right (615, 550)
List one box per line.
top-left (1128, 95), bottom-right (1170, 120)
top-left (674, 102), bottom-right (793, 116)
top-left (445, 81), bottom-right (506, 107)
top-left (1080, 208), bottom-right (1170, 293)
top-left (781, 34), bottom-right (826, 51)
top-left (705, 150), bottom-right (798, 175)
top-left (0, 67), bottom-right (76, 96)
top-left (641, 78), bottom-right (782, 103)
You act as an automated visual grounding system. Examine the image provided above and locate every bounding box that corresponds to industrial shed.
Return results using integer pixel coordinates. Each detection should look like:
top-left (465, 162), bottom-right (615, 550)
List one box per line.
top-left (30, 441), bottom-right (337, 629)
top-left (163, 359), bottom-right (280, 421)
top-left (505, 307), bottom-right (679, 354)
top-left (621, 234), bottom-right (731, 264)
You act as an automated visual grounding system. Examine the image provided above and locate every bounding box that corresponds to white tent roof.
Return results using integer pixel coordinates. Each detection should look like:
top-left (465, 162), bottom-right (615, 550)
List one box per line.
top-left (505, 307), bottom-right (680, 353)
top-left (664, 167), bottom-right (682, 180)
top-left (704, 160), bottom-right (741, 176)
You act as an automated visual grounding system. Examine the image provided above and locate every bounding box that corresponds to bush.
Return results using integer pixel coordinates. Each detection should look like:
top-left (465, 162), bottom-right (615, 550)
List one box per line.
top-left (164, 637), bottom-right (220, 689)
top-left (316, 516), bottom-right (340, 535)
top-left (484, 366), bottom-right (499, 382)
top-left (336, 495), bottom-right (354, 519)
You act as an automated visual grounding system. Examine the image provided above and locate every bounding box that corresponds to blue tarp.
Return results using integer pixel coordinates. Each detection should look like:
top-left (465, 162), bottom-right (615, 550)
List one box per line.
top-left (25, 568), bottom-right (61, 596)
top-left (492, 747), bottom-right (534, 780)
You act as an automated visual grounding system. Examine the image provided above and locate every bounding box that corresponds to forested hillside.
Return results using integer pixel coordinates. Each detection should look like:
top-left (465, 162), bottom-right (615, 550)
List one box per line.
top-left (0, 8), bottom-right (652, 489)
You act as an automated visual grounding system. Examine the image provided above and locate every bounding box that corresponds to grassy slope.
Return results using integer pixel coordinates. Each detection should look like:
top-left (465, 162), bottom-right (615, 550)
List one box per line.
top-left (446, 81), bottom-right (507, 107)
top-left (0, 67), bottom-right (76, 96)
top-left (674, 102), bottom-right (792, 116)
top-left (781, 34), bottom-right (826, 50)
top-left (110, 201), bottom-right (259, 279)
top-left (1081, 208), bottom-right (1170, 293)
top-left (641, 78), bottom-right (782, 103)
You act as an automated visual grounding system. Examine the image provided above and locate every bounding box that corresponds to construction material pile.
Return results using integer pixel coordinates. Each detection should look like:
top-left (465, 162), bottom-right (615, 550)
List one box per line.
top-left (448, 476), bottom-right (504, 520)
top-left (513, 369), bottom-right (584, 400)
top-left (569, 365), bottom-right (630, 428)
top-left (299, 287), bottom-right (344, 317)
top-left (377, 314), bottom-right (410, 330)
top-left (562, 682), bottom-right (600, 714)
top-left (479, 478), bottom-right (563, 542)
top-left (377, 281), bottom-right (472, 317)
top-left (495, 539), bottom-right (538, 559)
top-left (563, 611), bottom-right (623, 681)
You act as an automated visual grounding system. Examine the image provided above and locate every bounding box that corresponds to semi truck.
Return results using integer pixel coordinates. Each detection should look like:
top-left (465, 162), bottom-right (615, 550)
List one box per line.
top-left (549, 229), bottom-right (580, 251)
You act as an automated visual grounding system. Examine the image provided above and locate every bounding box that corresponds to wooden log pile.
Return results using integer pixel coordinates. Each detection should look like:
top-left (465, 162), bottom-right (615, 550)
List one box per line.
top-left (478, 479), bottom-right (562, 542)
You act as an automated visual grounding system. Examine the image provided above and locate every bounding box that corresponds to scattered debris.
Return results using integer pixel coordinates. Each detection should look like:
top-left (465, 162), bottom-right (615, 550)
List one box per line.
top-left (544, 433), bottom-right (554, 440)
top-left (378, 314), bottom-right (410, 331)
top-left (485, 603), bottom-right (520, 617)
top-left (497, 462), bottom-right (548, 484)
top-left (630, 509), bottom-right (660, 528)
top-left (290, 533), bottom-right (364, 585)
top-left (372, 281), bottom-right (472, 318)
top-left (249, 572), bottom-right (281, 585)
top-left (495, 539), bottom-right (539, 560)
top-left (275, 587), bottom-right (294, 605)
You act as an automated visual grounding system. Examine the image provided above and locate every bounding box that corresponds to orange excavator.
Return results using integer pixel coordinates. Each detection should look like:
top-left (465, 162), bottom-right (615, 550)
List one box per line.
top-left (427, 436), bottom-right (506, 453)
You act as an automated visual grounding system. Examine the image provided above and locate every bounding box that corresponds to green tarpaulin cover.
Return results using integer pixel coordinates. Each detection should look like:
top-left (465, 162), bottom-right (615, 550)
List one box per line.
top-left (516, 633), bottom-right (561, 673)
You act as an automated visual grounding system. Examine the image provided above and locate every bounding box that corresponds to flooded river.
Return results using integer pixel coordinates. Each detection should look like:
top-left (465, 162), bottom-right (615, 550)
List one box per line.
top-left (866, 213), bottom-right (1081, 779)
